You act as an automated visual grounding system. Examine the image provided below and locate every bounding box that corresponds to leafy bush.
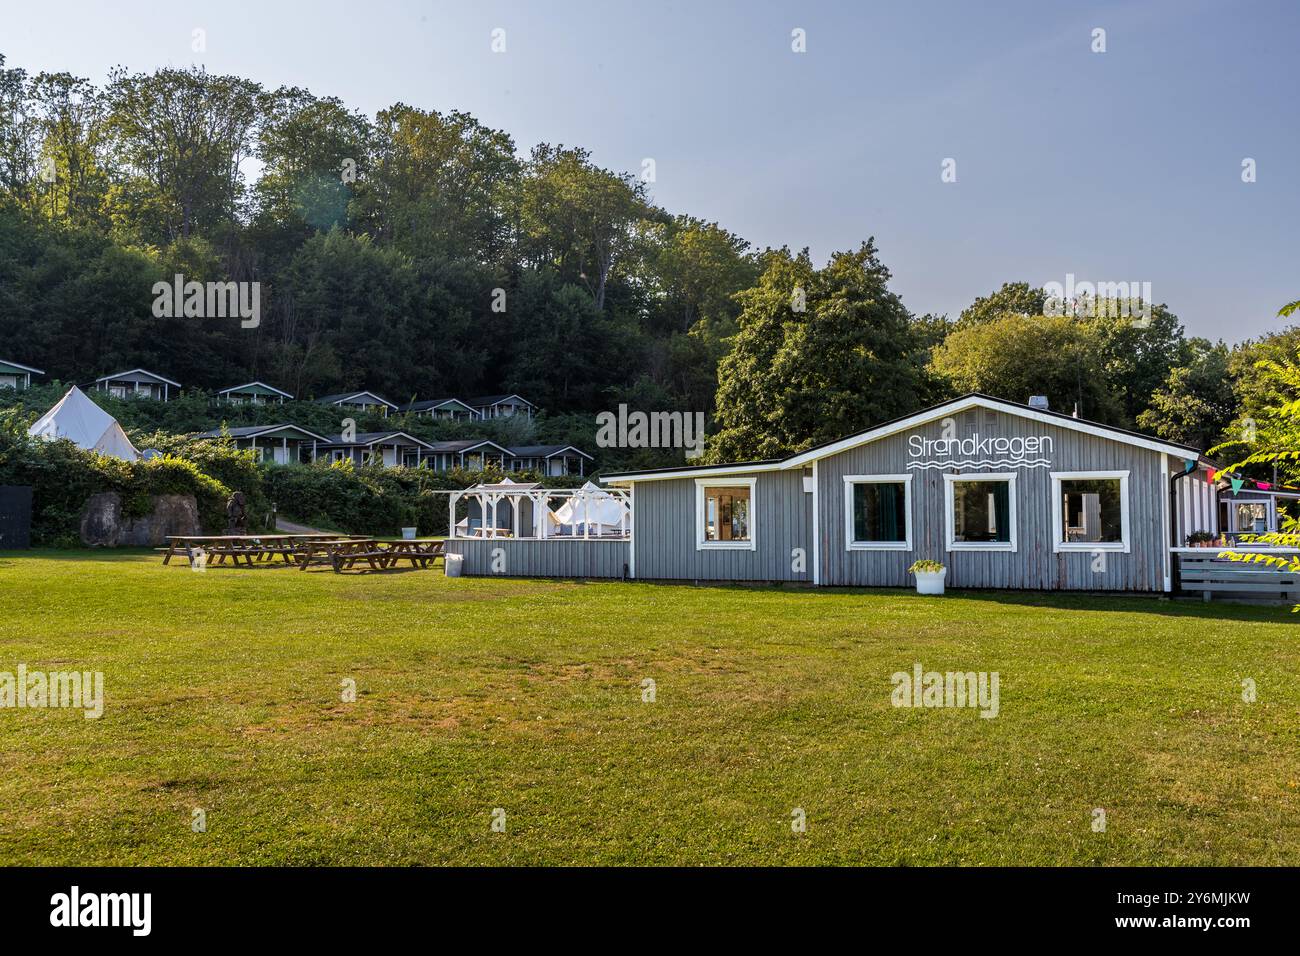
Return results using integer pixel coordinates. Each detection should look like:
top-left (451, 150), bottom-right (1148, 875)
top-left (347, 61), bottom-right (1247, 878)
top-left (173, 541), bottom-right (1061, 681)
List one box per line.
top-left (0, 421), bottom-right (237, 544)
top-left (908, 559), bottom-right (945, 574)
top-left (262, 461), bottom-right (584, 536)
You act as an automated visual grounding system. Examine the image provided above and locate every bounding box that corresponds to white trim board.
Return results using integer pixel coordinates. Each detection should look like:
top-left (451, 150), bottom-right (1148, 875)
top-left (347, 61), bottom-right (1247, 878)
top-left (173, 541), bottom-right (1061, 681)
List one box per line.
top-left (95, 368), bottom-right (182, 388)
top-left (602, 395), bottom-right (1198, 486)
top-left (943, 472), bottom-right (1018, 552)
top-left (218, 381), bottom-right (293, 399)
top-left (783, 395), bottom-right (1196, 468)
top-left (0, 359), bottom-right (45, 374)
top-left (1048, 470), bottom-right (1132, 554)
top-left (842, 474), bottom-right (913, 551)
top-left (603, 461), bottom-right (784, 485)
top-left (694, 476), bottom-right (758, 551)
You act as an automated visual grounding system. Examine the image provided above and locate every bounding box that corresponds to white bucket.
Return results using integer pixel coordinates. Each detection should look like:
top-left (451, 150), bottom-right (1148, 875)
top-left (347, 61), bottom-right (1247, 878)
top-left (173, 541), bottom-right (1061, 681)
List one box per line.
top-left (444, 553), bottom-right (464, 577)
top-left (914, 569), bottom-right (946, 595)
top-left (401, 527), bottom-right (417, 540)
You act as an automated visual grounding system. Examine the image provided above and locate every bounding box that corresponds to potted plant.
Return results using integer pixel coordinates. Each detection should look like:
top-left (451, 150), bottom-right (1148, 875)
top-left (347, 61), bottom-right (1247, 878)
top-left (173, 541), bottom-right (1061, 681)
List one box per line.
top-left (1186, 530), bottom-right (1216, 548)
top-left (908, 559), bottom-right (947, 595)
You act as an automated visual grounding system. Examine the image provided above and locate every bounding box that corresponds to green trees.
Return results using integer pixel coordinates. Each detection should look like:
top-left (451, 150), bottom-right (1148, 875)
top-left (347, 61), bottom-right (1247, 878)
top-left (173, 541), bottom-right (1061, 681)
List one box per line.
top-left (709, 243), bottom-right (928, 460)
top-left (930, 312), bottom-right (1124, 422)
top-left (0, 50), bottom-right (1283, 472)
top-left (103, 66), bottom-right (263, 243)
top-left (1137, 339), bottom-right (1237, 449)
top-left (361, 105), bottom-right (519, 261)
top-left (936, 282), bottom-right (1193, 428)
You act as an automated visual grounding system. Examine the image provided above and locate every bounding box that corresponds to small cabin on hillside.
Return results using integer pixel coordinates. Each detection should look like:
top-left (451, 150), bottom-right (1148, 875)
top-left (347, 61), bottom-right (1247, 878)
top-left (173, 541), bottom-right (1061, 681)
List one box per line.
top-left (0, 359), bottom-right (43, 390)
top-left (92, 369), bottom-right (180, 401)
top-left (507, 445), bottom-right (591, 477)
top-left (398, 398), bottom-right (479, 421)
top-left (217, 382), bottom-right (293, 405)
top-left (318, 431), bottom-right (434, 468)
top-left (315, 391), bottom-right (397, 418)
top-left (193, 424), bottom-right (328, 464)
top-left (468, 394), bottom-right (535, 420)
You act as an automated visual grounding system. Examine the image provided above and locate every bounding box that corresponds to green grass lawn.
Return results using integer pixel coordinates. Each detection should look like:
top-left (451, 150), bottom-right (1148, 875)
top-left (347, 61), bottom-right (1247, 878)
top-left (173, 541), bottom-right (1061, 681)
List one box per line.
top-left (0, 550), bottom-right (1296, 866)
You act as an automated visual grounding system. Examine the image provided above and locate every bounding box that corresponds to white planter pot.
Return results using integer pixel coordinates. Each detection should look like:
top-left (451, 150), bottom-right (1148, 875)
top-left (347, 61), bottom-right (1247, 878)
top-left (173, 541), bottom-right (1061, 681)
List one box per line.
top-left (914, 569), bottom-right (946, 595)
top-left (444, 553), bottom-right (464, 577)
top-left (401, 527), bottom-right (417, 540)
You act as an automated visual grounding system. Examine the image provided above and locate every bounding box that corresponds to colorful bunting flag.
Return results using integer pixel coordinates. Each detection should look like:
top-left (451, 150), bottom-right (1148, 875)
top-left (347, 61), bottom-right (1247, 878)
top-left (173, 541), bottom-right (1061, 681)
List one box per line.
top-left (1206, 469), bottom-right (1216, 483)
top-left (1230, 477), bottom-right (1245, 494)
top-left (1183, 459), bottom-right (1196, 473)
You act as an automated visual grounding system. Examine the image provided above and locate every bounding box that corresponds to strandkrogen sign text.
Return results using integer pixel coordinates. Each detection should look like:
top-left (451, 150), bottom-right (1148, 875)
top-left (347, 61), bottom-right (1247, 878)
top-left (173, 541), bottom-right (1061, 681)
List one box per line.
top-left (907, 433), bottom-right (1054, 470)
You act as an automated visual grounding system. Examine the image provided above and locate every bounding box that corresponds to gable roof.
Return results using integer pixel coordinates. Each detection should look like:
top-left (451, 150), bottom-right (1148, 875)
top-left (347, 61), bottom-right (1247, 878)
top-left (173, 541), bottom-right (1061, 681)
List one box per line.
top-left (508, 444), bottom-right (594, 460)
top-left (318, 430), bottom-right (434, 448)
top-left (217, 381), bottom-right (293, 399)
top-left (315, 391), bottom-right (397, 408)
top-left (782, 392), bottom-right (1201, 466)
top-left (398, 397), bottom-right (478, 413)
top-left (603, 393), bottom-right (1201, 484)
top-left (422, 438), bottom-right (514, 455)
top-left (0, 359), bottom-right (45, 375)
top-left (94, 368), bottom-right (181, 388)
top-left (467, 393), bottom-right (534, 408)
top-left (193, 423), bottom-right (329, 442)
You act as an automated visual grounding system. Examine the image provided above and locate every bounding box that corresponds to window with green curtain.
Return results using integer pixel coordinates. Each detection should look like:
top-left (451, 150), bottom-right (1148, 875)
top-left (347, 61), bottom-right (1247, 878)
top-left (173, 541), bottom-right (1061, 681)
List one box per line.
top-left (852, 481), bottom-right (907, 542)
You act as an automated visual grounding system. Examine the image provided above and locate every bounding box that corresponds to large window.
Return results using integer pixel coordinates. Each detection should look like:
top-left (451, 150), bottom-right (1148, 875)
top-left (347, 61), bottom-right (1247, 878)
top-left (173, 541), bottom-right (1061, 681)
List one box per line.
top-left (944, 473), bottom-right (1017, 551)
top-left (695, 478), bottom-right (757, 550)
top-left (1050, 471), bottom-right (1129, 552)
top-left (843, 475), bottom-right (911, 550)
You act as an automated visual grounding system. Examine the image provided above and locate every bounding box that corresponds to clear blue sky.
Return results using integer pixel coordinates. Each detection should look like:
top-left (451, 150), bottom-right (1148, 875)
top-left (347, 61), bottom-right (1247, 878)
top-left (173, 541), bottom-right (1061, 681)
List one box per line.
top-left (5, 0), bottom-right (1297, 341)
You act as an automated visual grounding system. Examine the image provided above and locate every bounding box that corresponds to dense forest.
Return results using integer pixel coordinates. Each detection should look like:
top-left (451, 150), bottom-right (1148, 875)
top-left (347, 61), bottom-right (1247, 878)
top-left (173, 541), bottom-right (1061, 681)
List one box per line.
top-left (0, 54), bottom-right (1295, 471)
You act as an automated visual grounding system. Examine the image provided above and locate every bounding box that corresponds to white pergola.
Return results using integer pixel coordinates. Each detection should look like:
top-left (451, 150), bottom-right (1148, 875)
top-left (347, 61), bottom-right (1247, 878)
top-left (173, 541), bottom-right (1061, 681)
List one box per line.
top-left (447, 483), bottom-right (630, 540)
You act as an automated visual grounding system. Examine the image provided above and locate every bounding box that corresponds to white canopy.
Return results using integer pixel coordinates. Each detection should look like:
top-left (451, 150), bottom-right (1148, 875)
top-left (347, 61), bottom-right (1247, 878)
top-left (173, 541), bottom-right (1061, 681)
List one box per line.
top-left (551, 481), bottom-right (630, 533)
top-left (28, 385), bottom-right (140, 461)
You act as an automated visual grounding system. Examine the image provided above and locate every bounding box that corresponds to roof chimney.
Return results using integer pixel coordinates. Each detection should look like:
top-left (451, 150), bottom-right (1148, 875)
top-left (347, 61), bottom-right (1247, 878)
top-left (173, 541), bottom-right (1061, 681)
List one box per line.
top-left (1028, 395), bottom-right (1050, 411)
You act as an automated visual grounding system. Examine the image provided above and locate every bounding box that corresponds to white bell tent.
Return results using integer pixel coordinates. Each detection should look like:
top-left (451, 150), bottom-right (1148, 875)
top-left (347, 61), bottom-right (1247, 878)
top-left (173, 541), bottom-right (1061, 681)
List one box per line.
top-left (550, 481), bottom-right (631, 535)
top-left (28, 385), bottom-right (141, 461)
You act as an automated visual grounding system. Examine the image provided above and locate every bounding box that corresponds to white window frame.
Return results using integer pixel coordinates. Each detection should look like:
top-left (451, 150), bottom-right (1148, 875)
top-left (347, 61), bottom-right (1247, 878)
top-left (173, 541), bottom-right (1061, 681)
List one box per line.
top-left (944, 472), bottom-right (1018, 552)
top-left (842, 474), bottom-right (912, 551)
top-left (1050, 470), bottom-right (1130, 553)
top-left (694, 477), bottom-right (758, 551)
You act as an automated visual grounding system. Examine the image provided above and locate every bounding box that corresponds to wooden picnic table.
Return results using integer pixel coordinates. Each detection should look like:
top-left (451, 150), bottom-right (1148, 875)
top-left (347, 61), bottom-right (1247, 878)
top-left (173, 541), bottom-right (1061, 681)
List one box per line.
top-left (298, 537), bottom-right (446, 573)
top-left (163, 534), bottom-right (302, 566)
top-left (373, 538), bottom-right (445, 569)
top-left (162, 534), bottom-right (366, 567)
top-left (162, 534), bottom-right (442, 574)
top-left (295, 535), bottom-right (377, 572)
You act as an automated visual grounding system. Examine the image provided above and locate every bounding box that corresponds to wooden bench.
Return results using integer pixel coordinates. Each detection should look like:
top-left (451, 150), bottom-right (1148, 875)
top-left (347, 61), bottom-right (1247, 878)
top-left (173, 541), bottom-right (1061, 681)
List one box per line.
top-left (1177, 551), bottom-right (1299, 602)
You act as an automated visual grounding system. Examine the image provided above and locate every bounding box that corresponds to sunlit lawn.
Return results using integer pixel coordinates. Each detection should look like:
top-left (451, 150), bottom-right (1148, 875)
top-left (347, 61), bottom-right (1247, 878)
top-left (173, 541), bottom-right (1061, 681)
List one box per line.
top-left (0, 549), bottom-right (1296, 865)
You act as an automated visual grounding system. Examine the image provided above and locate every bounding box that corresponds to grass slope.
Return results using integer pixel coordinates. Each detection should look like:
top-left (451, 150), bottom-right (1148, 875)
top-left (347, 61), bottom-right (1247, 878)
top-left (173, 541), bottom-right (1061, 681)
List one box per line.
top-left (0, 550), bottom-right (1295, 865)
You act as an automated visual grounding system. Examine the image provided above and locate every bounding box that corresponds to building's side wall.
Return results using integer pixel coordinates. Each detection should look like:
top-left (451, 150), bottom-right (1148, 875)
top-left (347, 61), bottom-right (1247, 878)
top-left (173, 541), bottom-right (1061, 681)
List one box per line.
top-left (632, 469), bottom-right (812, 581)
top-left (445, 538), bottom-right (629, 578)
top-left (816, 409), bottom-right (1167, 591)
top-left (1175, 468), bottom-right (1218, 543)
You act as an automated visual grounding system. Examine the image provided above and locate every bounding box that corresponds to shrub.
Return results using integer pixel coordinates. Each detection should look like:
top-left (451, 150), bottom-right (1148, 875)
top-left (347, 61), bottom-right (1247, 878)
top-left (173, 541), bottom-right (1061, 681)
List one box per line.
top-left (262, 462), bottom-right (585, 537)
top-left (0, 428), bottom-right (235, 544)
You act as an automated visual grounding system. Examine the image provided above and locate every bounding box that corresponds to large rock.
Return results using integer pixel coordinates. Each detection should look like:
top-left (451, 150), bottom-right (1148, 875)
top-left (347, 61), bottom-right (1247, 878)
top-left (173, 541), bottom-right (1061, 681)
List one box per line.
top-left (80, 492), bottom-right (201, 547)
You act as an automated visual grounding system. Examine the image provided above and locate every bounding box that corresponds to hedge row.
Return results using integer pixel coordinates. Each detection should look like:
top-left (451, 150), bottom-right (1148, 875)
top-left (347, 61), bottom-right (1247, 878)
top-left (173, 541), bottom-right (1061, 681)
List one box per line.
top-left (0, 414), bottom-right (240, 546)
top-left (0, 406), bottom-right (586, 545)
top-left (261, 460), bottom-right (584, 537)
